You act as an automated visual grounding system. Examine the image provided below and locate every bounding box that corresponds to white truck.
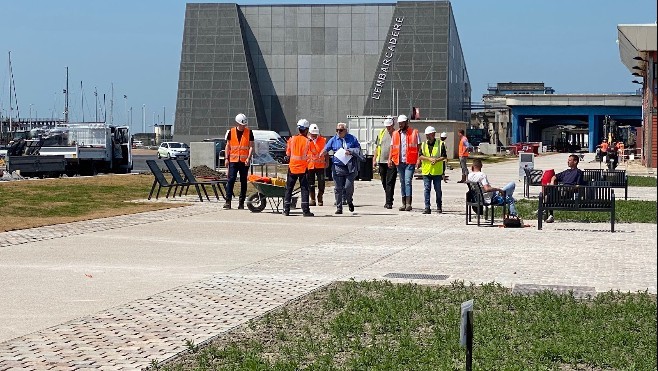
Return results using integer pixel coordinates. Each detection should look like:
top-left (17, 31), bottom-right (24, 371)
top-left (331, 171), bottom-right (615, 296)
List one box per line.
top-left (347, 115), bottom-right (391, 156)
top-left (7, 123), bottom-right (133, 176)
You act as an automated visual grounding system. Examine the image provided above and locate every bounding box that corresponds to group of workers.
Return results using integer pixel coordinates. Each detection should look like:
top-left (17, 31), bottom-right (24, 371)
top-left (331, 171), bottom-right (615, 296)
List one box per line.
top-left (223, 113), bottom-right (472, 216)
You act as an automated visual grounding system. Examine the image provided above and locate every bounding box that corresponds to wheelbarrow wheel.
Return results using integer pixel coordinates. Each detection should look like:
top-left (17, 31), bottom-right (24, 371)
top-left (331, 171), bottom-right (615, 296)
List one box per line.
top-left (247, 193), bottom-right (267, 212)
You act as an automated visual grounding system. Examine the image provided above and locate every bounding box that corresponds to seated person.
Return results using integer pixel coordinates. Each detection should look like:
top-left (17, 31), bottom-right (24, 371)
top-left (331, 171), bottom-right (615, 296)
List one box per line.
top-left (544, 154), bottom-right (585, 223)
top-left (467, 158), bottom-right (518, 216)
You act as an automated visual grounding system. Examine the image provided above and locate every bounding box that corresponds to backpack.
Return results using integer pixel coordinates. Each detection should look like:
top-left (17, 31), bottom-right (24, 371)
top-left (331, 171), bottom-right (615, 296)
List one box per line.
top-left (503, 215), bottom-right (523, 228)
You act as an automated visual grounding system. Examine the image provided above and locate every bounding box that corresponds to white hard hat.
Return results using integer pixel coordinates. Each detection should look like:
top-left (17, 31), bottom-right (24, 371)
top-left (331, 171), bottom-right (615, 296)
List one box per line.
top-left (383, 118), bottom-right (394, 127)
top-left (235, 113), bottom-right (248, 125)
top-left (309, 124), bottom-right (320, 134)
top-left (297, 119), bottom-right (310, 129)
top-left (397, 114), bottom-right (408, 122)
top-left (424, 126), bottom-right (436, 135)
top-left (440, 132), bottom-right (448, 138)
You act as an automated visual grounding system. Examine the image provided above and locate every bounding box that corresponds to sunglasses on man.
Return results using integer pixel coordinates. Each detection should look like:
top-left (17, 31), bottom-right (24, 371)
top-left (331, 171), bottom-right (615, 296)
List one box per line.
top-left (336, 129), bottom-right (345, 132)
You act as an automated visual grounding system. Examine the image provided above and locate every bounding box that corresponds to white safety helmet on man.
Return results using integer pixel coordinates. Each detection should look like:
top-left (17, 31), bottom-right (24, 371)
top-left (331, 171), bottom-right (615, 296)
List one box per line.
top-left (297, 119), bottom-right (310, 129)
top-left (235, 113), bottom-right (248, 125)
top-left (424, 126), bottom-right (436, 135)
top-left (397, 114), bottom-right (408, 123)
top-left (440, 132), bottom-right (448, 139)
top-left (309, 124), bottom-right (320, 134)
top-left (383, 117), bottom-right (394, 127)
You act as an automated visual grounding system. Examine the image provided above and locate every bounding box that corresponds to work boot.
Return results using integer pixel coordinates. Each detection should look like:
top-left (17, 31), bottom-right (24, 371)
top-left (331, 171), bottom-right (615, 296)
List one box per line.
top-left (303, 211), bottom-right (315, 217)
top-left (237, 199), bottom-right (245, 209)
top-left (458, 174), bottom-right (467, 183)
top-left (317, 192), bottom-right (324, 206)
top-left (405, 197), bottom-right (413, 211)
top-left (437, 205), bottom-right (443, 214)
top-left (399, 197), bottom-right (407, 211)
top-left (335, 208), bottom-right (343, 215)
top-left (283, 208), bottom-right (290, 216)
top-left (223, 201), bottom-right (231, 209)
top-left (309, 192), bottom-right (316, 207)
top-left (348, 202), bottom-right (355, 212)
top-left (423, 208), bottom-right (431, 214)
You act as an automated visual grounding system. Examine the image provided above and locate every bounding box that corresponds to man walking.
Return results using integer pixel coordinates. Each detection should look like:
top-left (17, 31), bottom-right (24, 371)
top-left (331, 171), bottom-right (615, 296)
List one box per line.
top-left (417, 126), bottom-right (447, 214)
top-left (388, 114), bottom-right (421, 211)
top-left (224, 113), bottom-right (254, 209)
top-left (283, 119), bottom-right (314, 217)
top-left (320, 123), bottom-right (362, 214)
top-left (307, 124), bottom-right (327, 206)
top-left (372, 116), bottom-right (396, 209)
top-left (457, 129), bottom-right (470, 183)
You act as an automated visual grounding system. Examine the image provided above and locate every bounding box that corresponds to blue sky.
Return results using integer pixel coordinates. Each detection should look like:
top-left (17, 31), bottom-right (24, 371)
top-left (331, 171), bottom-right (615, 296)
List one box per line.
top-left (1, 0), bottom-right (656, 133)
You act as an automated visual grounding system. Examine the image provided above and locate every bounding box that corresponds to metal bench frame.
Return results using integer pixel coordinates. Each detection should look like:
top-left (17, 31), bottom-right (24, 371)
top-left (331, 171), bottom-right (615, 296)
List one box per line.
top-left (538, 185), bottom-right (616, 232)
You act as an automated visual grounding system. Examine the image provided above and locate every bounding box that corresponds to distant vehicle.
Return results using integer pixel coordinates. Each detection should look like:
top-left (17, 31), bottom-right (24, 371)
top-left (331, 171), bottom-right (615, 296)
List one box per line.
top-left (132, 140), bottom-right (143, 148)
top-left (157, 142), bottom-right (190, 160)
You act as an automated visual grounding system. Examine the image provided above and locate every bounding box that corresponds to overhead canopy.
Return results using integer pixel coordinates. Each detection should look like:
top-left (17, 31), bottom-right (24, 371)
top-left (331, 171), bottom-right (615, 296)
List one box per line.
top-left (617, 24), bottom-right (657, 73)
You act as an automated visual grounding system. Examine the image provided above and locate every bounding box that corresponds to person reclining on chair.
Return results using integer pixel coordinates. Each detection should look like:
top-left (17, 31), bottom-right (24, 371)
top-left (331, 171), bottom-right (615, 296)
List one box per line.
top-left (466, 158), bottom-right (518, 217)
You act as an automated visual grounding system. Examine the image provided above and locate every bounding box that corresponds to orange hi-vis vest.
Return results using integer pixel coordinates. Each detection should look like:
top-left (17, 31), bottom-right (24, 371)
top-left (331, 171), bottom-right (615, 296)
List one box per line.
top-left (228, 127), bottom-right (251, 163)
top-left (390, 128), bottom-right (419, 165)
top-left (307, 136), bottom-right (327, 170)
top-left (458, 136), bottom-right (469, 158)
top-left (287, 134), bottom-right (311, 174)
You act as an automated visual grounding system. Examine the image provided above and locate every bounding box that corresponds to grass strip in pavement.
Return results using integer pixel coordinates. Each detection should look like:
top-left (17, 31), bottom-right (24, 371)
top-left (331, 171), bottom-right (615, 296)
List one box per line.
top-left (158, 281), bottom-right (656, 370)
top-left (0, 174), bottom-right (182, 232)
top-left (628, 176), bottom-right (657, 187)
top-left (515, 199), bottom-right (657, 224)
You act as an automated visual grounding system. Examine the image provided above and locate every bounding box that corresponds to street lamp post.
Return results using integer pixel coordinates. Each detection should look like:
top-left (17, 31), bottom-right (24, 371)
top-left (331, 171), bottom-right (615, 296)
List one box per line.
top-left (142, 104), bottom-right (145, 134)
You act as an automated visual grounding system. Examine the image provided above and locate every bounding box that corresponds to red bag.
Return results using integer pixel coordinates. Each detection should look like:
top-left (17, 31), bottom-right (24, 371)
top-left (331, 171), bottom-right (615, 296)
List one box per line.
top-left (541, 169), bottom-right (555, 185)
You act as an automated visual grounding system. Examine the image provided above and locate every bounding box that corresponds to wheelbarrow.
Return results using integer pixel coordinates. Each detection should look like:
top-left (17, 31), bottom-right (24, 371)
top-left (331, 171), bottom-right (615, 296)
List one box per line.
top-left (246, 181), bottom-right (300, 213)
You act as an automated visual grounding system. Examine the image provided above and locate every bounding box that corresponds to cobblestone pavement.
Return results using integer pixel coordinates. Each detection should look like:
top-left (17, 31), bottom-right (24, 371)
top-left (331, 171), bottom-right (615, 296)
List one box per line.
top-left (0, 152), bottom-right (655, 370)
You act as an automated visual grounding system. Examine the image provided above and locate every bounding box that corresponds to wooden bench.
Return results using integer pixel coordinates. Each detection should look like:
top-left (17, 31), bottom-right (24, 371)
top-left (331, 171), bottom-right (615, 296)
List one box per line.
top-left (523, 168), bottom-right (543, 197)
top-left (583, 169), bottom-right (628, 200)
top-left (465, 182), bottom-right (507, 226)
top-left (538, 185), bottom-right (616, 232)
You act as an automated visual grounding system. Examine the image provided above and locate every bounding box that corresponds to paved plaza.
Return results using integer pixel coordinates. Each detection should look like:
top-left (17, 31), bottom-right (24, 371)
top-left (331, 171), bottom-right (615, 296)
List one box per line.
top-left (0, 153), bottom-right (655, 369)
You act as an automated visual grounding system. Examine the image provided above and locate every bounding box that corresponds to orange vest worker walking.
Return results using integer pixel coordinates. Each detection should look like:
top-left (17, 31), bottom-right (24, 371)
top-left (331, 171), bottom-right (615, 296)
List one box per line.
top-left (283, 119), bottom-right (314, 217)
top-left (307, 124), bottom-right (328, 206)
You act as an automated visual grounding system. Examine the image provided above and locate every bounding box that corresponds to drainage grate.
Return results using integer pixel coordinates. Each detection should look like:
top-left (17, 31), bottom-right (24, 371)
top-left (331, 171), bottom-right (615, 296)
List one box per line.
top-left (512, 284), bottom-right (596, 299)
top-left (384, 273), bottom-right (449, 280)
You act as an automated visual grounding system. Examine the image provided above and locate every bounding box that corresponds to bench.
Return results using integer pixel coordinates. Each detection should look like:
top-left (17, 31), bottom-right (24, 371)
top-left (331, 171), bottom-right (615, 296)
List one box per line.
top-left (523, 168), bottom-right (543, 197)
top-left (538, 185), bottom-right (615, 232)
top-left (465, 182), bottom-right (507, 226)
top-left (583, 169), bottom-right (628, 200)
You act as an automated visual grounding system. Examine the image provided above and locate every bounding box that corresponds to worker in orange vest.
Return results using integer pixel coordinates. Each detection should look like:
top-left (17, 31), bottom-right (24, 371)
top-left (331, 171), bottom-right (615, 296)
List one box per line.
top-left (457, 129), bottom-right (470, 183)
top-left (283, 119), bottom-right (314, 217)
top-left (307, 123), bottom-right (328, 206)
top-left (224, 113), bottom-right (254, 209)
top-left (388, 114), bottom-right (421, 211)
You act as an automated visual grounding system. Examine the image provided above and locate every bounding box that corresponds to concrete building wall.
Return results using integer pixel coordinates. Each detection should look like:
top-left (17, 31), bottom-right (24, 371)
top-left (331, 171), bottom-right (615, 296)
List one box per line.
top-left (175, 1), bottom-right (470, 144)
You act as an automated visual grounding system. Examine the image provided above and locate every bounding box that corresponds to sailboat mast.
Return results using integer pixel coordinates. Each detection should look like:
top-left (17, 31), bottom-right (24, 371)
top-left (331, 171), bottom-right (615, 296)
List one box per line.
top-left (94, 87), bottom-right (98, 122)
top-left (8, 51), bottom-right (11, 133)
top-left (81, 80), bottom-right (84, 122)
top-left (64, 66), bottom-right (69, 123)
top-left (110, 83), bottom-right (114, 125)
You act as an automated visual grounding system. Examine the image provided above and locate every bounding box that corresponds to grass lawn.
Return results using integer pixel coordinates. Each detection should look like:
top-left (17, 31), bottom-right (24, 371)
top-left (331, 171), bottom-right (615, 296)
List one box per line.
top-left (515, 199), bottom-right (657, 224)
top-left (0, 174), bottom-right (182, 232)
top-left (628, 176), bottom-right (657, 187)
top-left (159, 281), bottom-right (657, 370)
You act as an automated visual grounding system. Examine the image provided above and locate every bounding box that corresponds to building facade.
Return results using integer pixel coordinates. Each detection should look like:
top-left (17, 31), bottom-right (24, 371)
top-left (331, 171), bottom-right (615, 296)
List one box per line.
top-left (175, 1), bottom-right (470, 143)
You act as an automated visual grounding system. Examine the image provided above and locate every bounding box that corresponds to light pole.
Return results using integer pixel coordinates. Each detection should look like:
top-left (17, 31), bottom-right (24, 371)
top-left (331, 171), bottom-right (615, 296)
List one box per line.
top-left (123, 94), bottom-right (128, 127)
top-left (142, 104), bottom-right (145, 134)
top-left (29, 104), bottom-right (33, 128)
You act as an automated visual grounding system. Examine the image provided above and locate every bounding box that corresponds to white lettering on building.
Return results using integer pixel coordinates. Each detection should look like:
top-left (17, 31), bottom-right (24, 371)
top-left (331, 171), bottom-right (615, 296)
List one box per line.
top-left (372, 17), bottom-right (403, 100)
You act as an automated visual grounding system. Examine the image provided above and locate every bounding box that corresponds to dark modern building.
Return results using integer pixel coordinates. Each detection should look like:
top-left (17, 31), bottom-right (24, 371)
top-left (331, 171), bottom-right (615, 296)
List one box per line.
top-left (175, 1), bottom-right (470, 142)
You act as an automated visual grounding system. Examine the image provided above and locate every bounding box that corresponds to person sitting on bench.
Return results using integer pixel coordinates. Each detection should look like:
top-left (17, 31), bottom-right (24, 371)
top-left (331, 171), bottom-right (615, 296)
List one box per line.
top-left (544, 154), bottom-right (585, 223)
top-left (467, 158), bottom-right (518, 217)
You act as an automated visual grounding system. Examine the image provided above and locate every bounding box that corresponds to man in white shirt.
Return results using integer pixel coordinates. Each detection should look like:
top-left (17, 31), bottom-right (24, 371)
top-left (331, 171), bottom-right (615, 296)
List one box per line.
top-left (467, 158), bottom-right (518, 216)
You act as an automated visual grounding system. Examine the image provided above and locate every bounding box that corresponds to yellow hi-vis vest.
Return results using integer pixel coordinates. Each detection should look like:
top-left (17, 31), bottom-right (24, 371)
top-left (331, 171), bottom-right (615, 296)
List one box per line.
top-left (420, 140), bottom-right (445, 176)
top-left (374, 128), bottom-right (386, 162)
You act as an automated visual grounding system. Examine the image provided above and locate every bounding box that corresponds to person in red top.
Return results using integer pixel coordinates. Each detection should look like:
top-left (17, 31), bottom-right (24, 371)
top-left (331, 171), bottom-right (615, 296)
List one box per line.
top-left (388, 114), bottom-right (421, 211)
top-left (223, 113), bottom-right (254, 210)
top-left (283, 119), bottom-right (314, 217)
top-left (307, 124), bottom-right (328, 206)
top-left (457, 129), bottom-right (470, 183)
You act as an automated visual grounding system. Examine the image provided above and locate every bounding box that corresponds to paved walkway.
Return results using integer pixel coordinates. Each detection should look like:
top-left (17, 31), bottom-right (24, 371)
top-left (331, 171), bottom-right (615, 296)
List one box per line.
top-left (0, 153), bottom-right (655, 370)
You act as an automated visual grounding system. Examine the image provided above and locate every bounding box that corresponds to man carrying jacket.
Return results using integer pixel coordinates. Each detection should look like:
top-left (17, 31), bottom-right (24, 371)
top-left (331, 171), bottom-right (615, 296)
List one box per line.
top-left (417, 126), bottom-right (447, 214)
top-left (283, 119), bottom-right (314, 217)
top-left (372, 116), bottom-right (397, 209)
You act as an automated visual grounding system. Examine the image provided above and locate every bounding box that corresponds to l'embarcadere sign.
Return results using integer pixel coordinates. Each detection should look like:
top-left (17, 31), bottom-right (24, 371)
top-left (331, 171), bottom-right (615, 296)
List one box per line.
top-left (371, 17), bottom-right (404, 100)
